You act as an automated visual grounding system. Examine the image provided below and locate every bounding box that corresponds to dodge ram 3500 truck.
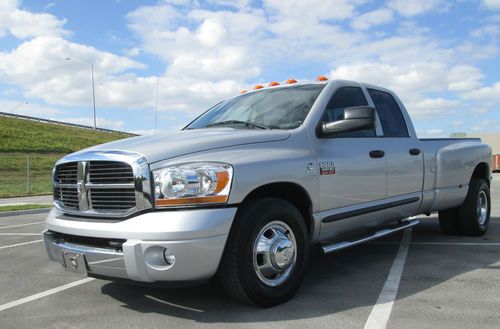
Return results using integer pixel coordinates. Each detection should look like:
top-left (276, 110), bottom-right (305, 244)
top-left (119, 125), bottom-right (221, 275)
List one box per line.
top-left (44, 79), bottom-right (492, 307)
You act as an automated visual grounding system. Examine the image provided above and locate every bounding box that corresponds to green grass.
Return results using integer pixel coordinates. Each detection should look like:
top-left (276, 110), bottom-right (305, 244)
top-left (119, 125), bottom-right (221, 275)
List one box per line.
top-left (0, 204), bottom-right (52, 212)
top-left (0, 116), bottom-right (134, 197)
top-left (0, 116), bottom-right (133, 153)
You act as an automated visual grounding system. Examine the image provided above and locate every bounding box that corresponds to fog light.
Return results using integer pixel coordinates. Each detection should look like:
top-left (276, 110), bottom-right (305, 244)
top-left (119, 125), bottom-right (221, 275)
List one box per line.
top-left (163, 249), bottom-right (175, 266)
top-left (144, 245), bottom-right (175, 270)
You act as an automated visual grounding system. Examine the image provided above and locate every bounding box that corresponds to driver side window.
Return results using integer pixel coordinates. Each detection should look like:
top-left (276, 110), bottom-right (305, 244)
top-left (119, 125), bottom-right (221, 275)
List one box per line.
top-left (322, 87), bottom-right (376, 137)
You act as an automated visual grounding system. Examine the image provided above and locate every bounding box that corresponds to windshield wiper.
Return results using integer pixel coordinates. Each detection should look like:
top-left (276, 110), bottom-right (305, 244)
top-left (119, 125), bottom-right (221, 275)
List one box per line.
top-left (206, 120), bottom-right (271, 130)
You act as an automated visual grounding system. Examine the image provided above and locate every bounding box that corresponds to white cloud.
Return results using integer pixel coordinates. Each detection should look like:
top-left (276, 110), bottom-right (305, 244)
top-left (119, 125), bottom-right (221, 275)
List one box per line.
top-left (425, 128), bottom-right (445, 136)
top-left (471, 120), bottom-right (500, 131)
top-left (0, 0), bottom-right (498, 134)
top-left (59, 117), bottom-right (125, 131)
top-left (471, 24), bottom-right (500, 38)
top-left (127, 4), bottom-right (263, 80)
top-left (0, 36), bottom-right (146, 107)
top-left (0, 0), bottom-right (68, 39)
top-left (264, 0), bottom-right (363, 21)
top-left (462, 82), bottom-right (500, 103)
top-left (0, 99), bottom-right (60, 117)
top-left (484, 0), bottom-right (500, 10)
top-left (387, 0), bottom-right (446, 16)
top-left (408, 98), bottom-right (460, 120)
top-left (331, 62), bottom-right (470, 120)
top-left (124, 47), bottom-right (141, 57)
top-left (447, 65), bottom-right (484, 92)
top-left (351, 9), bottom-right (394, 30)
top-left (130, 129), bottom-right (157, 136)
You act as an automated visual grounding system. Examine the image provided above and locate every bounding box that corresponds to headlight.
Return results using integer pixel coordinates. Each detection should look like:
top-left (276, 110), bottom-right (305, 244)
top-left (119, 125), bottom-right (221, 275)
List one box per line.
top-left (153, 162), bottom-right (233, 207)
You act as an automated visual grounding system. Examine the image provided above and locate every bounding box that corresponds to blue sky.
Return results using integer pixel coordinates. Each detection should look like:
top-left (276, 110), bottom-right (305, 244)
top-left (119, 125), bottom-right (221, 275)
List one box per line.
top-left (0, 0), bottom-right (499, 136)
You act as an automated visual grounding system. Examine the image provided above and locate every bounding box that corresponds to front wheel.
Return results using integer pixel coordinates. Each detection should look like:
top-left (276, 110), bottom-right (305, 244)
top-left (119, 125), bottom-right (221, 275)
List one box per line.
top-left (218, 198), bottom-right (309, 307)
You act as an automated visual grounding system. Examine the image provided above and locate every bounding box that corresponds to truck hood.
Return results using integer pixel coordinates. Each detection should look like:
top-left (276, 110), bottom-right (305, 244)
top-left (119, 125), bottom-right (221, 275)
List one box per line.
top-left (81, 128), bottom-right (291, 163)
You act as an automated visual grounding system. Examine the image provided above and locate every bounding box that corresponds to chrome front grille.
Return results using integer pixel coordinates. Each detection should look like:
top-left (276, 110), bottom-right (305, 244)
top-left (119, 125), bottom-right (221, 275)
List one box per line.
top-left (90, 188), bottom-right (136, 210)
top-left (54, 162), bottom-right (78, 184)
top-left (52, 151), bottom-right (153, 218)
top-left (53, 186), bottom-right (79, 208)
top-left (89, 161), bottom-right (134, 184)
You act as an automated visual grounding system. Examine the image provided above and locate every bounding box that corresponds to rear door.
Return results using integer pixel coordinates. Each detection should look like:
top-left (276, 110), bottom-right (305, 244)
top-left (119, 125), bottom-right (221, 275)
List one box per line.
top-left (367, 88), bottom-right (424, 219)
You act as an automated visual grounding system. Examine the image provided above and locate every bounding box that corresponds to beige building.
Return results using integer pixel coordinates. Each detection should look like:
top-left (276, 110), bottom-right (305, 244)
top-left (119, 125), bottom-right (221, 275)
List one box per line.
top-left (468, 133), bottom-right (500, 155)
top-left (451, 132), bottom-right (500, 155)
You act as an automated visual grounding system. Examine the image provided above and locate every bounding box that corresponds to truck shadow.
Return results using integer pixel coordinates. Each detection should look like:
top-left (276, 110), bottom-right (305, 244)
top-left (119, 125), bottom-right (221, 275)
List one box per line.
top-left (100, 217), bottom-right (500, 323)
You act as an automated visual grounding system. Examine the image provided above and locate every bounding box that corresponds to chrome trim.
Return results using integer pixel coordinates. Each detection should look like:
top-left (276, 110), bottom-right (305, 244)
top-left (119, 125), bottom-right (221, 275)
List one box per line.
top-left (321, 218), bottom-right (419, 254)
top-left (85, 183), bottom-right (135, 189)
top-left (252, 221), bottom-right (297, 287)
top-left (53, 150), bottom-right (153, 218)
top-left (477, 190), bottom-right (488, 225)
top-left (43, 231), bottom-right (128, 279)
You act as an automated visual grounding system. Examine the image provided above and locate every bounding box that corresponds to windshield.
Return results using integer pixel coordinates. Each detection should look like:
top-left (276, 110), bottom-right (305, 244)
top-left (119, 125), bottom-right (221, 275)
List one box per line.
top-left (185, 84), bottom-right (325, 130)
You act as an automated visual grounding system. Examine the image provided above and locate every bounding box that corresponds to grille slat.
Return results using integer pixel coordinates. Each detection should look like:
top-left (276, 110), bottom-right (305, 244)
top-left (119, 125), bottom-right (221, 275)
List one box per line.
top-left (54, 160), bottom-right (137, 214)
top-left (54, 162), bottom-right (78, 185)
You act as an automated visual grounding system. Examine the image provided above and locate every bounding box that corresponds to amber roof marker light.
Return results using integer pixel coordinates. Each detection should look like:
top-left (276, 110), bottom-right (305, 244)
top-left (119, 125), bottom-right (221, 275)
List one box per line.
top-left (286, 79), bottom-right (298, 84)
top-left (253, 84), bottom-right (265, 90)
top-left (316, 76), bottom-right (328, 81)
top-left (240, 90), bottom-right (248, 94)
top-left (268, 81), bottom-right (280, 87)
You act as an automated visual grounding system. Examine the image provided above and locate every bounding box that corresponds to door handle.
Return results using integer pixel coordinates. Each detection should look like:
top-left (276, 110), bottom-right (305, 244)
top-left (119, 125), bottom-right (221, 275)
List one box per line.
top-left (409, 148), bottom-right (421, 156)
top-left (369, 150), bottom-right (385, 158)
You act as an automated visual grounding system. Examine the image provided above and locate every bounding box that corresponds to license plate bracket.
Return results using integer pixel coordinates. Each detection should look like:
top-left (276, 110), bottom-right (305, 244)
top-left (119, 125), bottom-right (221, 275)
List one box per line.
top-left (62, 251), bottom-right (88, 275)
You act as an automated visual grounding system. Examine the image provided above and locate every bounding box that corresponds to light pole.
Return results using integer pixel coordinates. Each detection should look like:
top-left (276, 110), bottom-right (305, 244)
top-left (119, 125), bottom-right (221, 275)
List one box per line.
top-left (155, 77), bottom-right (159, 135)
top-left (10, 101), bottom-right (29, 114)
top-left (65, 57), bottom-right (97, 130)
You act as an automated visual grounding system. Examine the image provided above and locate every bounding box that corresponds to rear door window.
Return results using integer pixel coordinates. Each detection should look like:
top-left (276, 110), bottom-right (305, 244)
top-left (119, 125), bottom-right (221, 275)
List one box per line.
top-left (367, 89), bottom-right (409, 137)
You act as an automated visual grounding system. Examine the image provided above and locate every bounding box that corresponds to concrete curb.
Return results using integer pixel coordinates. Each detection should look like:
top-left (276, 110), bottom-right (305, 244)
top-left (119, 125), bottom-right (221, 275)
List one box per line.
top-left (0, 208), bottom-right (51, 218)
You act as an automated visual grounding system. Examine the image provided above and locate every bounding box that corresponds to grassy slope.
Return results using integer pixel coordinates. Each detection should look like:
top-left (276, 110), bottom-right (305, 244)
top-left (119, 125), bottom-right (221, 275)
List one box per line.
top-left (0, 116), bottom-right (133, 197)
top-left (0, 116), bottom-right (132, 153)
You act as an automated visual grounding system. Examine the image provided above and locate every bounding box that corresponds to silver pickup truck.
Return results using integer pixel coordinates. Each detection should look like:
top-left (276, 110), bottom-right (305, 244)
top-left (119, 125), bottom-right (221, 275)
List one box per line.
top-left (44, 79), bottom-right (492, 307)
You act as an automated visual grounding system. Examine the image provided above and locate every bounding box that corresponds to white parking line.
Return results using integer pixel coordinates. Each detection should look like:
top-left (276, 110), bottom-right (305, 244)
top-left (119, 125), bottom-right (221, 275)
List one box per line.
top-left (369, 241), bottom-right (500, 246)
top-left (0, 233), bottom-right (40, 236)
top-left (0, 278), bottom-right (95, 312)
top-left (0, 240), bottom-right (42, 250)
top-left (364, 228), bottom-right (412, 329)
top-left (0, 222), bottom-right (44, 230)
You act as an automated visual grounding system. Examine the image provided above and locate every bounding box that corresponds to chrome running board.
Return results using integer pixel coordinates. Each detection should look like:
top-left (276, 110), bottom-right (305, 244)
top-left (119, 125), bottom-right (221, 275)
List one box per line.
top-left (321, 218), bottom-right (419, 254)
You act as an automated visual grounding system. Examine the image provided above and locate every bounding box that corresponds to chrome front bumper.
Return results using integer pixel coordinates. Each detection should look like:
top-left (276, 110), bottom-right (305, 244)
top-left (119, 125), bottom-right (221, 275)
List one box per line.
top-left (43, 207), bottom-right (237, 282)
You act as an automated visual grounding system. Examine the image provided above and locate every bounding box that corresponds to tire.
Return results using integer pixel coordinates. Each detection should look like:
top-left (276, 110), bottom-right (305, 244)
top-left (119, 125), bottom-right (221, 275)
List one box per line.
top-left (438, 208), bottom-right (461, 235)
top-left (218, 198), bottom-right (309, 307)
top-left (457, 178), bottom-right (490, 236)
top-left (438, 178), bottom-right (490, 236)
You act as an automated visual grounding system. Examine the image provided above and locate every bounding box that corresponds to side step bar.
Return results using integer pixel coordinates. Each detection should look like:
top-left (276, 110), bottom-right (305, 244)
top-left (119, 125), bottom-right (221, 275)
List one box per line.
top-left (321, 218), bottom-right (420, 254)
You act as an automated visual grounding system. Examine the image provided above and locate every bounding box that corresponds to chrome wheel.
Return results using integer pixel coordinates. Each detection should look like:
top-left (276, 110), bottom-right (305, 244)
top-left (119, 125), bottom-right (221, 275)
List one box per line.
top-left (477, 190), bottom-right (488, 225)
top-left (252, 221), bottom-right (297, 287)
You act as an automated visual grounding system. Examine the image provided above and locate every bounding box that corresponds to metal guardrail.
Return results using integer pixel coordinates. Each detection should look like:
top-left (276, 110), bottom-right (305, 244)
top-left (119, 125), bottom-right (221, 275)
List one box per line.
top-left (0, 112), bottom-right (138, 136)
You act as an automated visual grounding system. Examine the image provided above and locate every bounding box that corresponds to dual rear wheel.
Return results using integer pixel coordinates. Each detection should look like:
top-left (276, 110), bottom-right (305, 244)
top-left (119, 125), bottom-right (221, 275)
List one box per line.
top-left (439, 178), bottom-right (491, 236)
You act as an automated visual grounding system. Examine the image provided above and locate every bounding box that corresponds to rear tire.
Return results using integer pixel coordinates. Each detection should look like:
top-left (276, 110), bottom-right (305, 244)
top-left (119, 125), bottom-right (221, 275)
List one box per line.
top-left (438, 178), bottom-right (490, 236)
top-left (438, 208), bottom-right (461, 235)
top-left (458, 179), bottom-right (490, 236)
top-left (218, 198), bottom-right (309, 307)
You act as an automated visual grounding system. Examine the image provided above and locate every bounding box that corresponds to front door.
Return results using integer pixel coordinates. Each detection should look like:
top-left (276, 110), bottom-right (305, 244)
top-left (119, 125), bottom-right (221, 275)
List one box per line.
top-left (313, 86), bottom-right (388, 240)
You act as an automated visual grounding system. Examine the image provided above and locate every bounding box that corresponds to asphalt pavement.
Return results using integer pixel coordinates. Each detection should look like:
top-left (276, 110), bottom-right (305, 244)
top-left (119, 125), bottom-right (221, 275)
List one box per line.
top-left (0, 175), bottom-right (498, 329)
